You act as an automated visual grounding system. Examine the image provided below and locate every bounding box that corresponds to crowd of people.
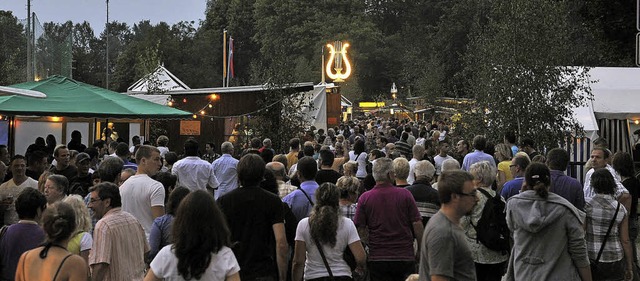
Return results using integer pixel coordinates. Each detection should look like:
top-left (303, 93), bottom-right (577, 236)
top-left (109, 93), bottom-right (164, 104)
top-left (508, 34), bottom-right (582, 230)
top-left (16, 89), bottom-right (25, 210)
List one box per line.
top-left (0, 117), bottom-right (637, 281)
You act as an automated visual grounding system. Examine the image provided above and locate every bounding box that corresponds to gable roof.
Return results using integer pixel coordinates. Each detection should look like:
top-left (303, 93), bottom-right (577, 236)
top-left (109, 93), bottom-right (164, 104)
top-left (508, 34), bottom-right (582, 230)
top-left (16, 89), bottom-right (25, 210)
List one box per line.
top-left (127, 64), bottom-right (191, 93)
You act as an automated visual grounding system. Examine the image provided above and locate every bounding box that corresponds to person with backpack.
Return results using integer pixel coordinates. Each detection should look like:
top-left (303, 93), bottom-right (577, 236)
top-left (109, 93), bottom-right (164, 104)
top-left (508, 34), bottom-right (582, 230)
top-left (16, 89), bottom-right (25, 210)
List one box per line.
top-left (461, 161), bottom-right (509, 281)
top-left (505, 163), bottom-right (591, 281)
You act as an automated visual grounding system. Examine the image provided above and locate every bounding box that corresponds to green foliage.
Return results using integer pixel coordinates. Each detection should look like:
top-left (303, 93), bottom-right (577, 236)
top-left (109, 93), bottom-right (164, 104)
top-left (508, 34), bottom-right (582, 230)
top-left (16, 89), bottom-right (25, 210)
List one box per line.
top-left (0, 11), bottom-right (26, 85)
top-left (462, 0), bottom-right (594, 148)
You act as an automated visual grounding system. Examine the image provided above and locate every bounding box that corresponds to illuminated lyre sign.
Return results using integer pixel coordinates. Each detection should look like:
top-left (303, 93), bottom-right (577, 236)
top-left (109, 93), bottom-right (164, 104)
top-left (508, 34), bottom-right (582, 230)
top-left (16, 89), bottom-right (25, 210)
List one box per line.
top-left (326, 41), bottom-right (352, 82)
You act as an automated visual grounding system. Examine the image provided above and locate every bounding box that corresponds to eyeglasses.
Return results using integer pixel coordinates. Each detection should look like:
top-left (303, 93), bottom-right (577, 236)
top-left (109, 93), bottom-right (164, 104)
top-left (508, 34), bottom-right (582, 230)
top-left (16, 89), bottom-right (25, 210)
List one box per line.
top-left (89, 198), bottom-right (103, 203)
top-left (456, 189), bottom-right (478, 197)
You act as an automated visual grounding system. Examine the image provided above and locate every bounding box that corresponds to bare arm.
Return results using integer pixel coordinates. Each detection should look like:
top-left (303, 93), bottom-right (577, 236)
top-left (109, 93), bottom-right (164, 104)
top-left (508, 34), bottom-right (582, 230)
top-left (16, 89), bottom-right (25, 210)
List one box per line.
top-left (91, 263), bottom-right (109, 281)
top-left (577, 265), bottom-right (593, 281)
top-left (412, 220), bottom-right (424, 260)
top-left (151, 206), bottom-right (164, 219)
top-left (225, 272), bottom-right (241, 281)
top-left (618, 193), bottom-right (632, 216)
top-left (431, 275), bottom-right (451, 281)
top-left (620, 214), bottom-right (634, 280)
top-left (144, 268), bottom-right (162, 281)
top-left (79, 250), bottom-right (90, 267)
top-left (496, 170), bottom-right (507, 194)
top-left (273, 223), bottom-right (288, 281)
top-left (348, 240), bottom-right (367, 270)
top-left (292, 240), bottom-right (306, 281)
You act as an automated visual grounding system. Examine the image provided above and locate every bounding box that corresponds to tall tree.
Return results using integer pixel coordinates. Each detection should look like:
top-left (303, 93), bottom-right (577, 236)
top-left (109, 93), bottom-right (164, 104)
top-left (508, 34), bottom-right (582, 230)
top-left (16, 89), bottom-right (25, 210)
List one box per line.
top-left (463, 0), bottom-right (593, 148)
top-left (0, 11), bottom-right (27, 85)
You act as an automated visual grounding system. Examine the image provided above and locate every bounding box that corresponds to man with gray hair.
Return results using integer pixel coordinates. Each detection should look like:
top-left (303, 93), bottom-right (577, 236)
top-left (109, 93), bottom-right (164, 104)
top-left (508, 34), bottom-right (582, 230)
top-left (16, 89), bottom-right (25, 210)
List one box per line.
top-left (266, 161), bottom-right (296, 198)
top-left (212, 142), bottom-right (239, 199)
top-left (260, 138), bottom-right (276, 155)
top-left (432, 158), bottom-right (461, 190)
top-left (354, 157), bottom-right (423, 281)
top-left (406, 160), bottom-right (439, 226)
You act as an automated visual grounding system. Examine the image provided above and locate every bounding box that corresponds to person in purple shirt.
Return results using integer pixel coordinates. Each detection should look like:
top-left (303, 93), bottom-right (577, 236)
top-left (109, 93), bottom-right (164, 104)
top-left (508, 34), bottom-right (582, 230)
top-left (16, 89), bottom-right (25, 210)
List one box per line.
top-left (354, 157), bottom-right (423, 281)
top-left (0, 188), bottom-right (47, 281)
top-left (500, 154), bottom-right (530, 201)
top-left (462, 135), bottom-right (496, 171)
top-left (546, 148), bottom-right (585, 211)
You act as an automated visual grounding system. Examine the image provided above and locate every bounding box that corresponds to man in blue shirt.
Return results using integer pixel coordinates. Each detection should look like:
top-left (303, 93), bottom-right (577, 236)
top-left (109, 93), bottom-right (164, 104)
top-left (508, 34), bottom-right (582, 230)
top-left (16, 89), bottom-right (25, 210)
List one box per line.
top-left (462, 135), bottom-right (496, 171)
top-left (282, 156), bottom-right (318, 221)
top-left (500, 154), bottom-right (530, 200)
top-left (212, 142), bottom-right (239, 199)
top-left (546, 148), bottom-right (585, 210)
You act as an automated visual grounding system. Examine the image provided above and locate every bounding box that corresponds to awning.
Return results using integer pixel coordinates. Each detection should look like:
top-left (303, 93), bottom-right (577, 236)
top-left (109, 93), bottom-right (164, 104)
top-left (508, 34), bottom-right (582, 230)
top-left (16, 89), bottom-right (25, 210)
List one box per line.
top-left (2, 75), bottom-right (192, 119)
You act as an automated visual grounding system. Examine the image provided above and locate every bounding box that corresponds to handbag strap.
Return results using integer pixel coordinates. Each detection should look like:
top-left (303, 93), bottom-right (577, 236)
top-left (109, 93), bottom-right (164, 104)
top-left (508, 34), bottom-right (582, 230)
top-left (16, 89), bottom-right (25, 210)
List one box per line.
top-left (595, 201), bottom-right (621, 262)
top-left (314, 237), bottom-right (335, 280)
top-left (299, 187), bottom-right (314, 206)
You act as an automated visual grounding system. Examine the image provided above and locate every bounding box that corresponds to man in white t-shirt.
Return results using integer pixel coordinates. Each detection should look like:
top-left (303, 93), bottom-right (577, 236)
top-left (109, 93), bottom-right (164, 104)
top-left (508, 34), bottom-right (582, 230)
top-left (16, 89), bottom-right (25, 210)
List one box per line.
top-left (0, 155), bottom-right (38, 224)
top-left (433, 140), bottom-right (454, 176)
top-left (172, 139), bottom-right (219, 193)
top-left (0, 155), bottom-right (38, 225)
top-left (119, 145), bottom-right (165, 241)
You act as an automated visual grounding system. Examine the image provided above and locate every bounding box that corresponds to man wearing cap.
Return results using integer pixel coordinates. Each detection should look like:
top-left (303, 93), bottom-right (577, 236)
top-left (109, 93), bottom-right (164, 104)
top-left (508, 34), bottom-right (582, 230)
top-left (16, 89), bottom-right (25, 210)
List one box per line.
top-left (70, 152), bottom-right (93, 197)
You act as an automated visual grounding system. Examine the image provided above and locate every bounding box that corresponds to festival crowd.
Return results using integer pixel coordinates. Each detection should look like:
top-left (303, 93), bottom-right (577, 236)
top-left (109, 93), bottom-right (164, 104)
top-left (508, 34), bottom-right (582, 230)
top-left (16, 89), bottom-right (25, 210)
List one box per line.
top-left (0, 117), bottom-right (638, 281)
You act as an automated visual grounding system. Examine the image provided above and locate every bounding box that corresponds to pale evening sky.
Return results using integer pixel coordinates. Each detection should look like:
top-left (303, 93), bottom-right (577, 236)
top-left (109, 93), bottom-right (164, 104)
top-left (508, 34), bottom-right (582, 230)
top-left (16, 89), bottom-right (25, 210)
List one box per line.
top-left (1, 0), bottom-right (207, 34)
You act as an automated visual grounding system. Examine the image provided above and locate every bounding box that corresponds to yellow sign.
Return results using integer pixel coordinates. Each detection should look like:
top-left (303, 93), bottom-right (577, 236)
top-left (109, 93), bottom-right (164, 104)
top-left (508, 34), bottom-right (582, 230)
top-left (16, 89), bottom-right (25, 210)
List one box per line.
top-left (359, 102), bottom-right (385, 108)
top-left (180, 120), bottom-right (201, 135)
top-left (326, 41), bottom-right (352, 82)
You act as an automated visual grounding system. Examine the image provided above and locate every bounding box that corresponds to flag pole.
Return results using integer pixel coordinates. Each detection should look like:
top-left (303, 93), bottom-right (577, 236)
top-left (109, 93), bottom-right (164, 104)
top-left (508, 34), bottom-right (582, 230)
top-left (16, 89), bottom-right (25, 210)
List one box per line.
top-left (226, 37), bottom-right (232, 87)
top-left (321, 45), bottom-right (325, 84)
top-left (222, 29), bottom-right (227, 87)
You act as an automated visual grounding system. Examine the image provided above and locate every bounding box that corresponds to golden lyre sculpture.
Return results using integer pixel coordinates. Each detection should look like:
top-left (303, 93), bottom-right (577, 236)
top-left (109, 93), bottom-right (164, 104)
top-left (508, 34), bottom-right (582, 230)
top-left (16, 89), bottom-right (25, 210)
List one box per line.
top-left (326, 41), bottom-right (352, 82)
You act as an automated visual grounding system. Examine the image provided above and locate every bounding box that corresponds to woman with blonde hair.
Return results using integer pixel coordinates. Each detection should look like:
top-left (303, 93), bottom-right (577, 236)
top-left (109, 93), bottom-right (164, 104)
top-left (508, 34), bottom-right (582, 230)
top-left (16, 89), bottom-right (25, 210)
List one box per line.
top-left (336, 176), bottom-right (360, 221)
top-left (15, 202), bottom-right (87, 281)
top-left (37, 171), bottom-right (51, 194)
top-left (62, 195), bottom-right (93, 264)
top-left (332, 141), bottom-right (350, 173)
top-left (292, 183), bottom-right (366, 281)
top-left (494, 143), bottom-right (513, 192)
top-left (342, 161), bottom-right (358, 178)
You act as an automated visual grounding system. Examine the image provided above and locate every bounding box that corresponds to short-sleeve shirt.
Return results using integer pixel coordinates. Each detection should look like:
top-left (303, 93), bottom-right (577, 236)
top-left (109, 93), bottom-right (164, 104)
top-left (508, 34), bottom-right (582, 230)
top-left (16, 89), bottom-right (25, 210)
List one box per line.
top-left (585, 194), bottom-right (627, 262)
top-left (150, 245), bottom-right (240, 280)
top-left (419, 211), bottom-right (476, 281)
top-left (120, 174), bottom-right (166, 240)
top-left (172, 156), bottom-right (220, 192)
top-left (217, 186), bottom-right (284, 280)
top-left (89, 208), bottom-right (149, 281)
top-left (353, 182), bottom-right (421, 261)
top-left (0, 178), bottom-right (38, 224)
top-left (295, 217), bottom-right (360, 280)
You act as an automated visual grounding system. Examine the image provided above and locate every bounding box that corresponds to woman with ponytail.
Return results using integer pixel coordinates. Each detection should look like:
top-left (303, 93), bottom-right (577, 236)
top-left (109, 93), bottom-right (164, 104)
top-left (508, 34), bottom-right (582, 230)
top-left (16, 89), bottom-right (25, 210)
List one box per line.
top-left (292, 182), bottom-right (366, 281)
top-left (15, 202), bottom-right (87, 281)
top-left (505, 163), bottom-right (592, 281)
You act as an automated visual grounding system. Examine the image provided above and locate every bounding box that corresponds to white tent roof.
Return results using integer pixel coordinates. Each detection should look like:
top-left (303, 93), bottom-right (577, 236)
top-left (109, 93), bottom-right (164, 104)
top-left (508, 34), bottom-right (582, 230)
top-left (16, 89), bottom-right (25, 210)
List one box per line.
top-left (127, 65), bottom-right (191, 93)
top-left (588, 67), bottom-right (640, 120)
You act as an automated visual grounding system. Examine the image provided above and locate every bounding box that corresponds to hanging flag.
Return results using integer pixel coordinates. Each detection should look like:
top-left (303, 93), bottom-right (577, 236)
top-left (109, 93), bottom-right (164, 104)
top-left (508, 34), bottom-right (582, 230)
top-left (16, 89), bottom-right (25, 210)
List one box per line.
top-left (228, 37), bottom-right (235, 79)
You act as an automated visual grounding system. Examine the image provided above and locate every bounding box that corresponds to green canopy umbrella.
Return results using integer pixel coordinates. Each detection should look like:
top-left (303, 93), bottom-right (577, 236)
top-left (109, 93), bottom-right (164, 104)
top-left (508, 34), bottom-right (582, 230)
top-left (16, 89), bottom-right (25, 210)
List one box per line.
top-left (2, 75), bottom-right (192, 118)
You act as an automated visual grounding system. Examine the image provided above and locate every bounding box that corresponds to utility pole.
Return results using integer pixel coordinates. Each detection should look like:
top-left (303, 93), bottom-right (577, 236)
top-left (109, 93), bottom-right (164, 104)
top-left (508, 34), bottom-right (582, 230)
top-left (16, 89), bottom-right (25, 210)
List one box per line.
top-left (105, 0), bottom-right (110, 89)
top-left (26, 0), bottom-right (31, 81)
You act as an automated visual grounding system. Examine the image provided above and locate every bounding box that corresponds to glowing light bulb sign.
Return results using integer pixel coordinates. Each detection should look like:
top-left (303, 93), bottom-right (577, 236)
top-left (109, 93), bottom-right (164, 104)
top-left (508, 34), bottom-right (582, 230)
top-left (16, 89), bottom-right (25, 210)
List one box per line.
top-left (326, 41), bottom-right (352, 82)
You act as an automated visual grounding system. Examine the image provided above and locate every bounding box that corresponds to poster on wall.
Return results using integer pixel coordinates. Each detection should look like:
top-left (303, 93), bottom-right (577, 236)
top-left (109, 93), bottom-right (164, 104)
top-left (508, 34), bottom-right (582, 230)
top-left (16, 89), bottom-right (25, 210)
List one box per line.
top-left (180, 121), bottom-right (201, 136)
